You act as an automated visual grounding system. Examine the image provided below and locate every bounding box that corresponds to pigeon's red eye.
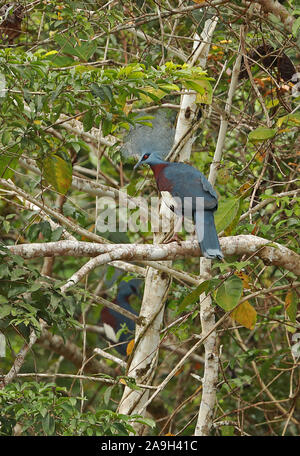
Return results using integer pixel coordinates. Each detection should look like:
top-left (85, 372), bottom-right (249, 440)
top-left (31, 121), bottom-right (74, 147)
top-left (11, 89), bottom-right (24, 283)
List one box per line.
top-left (143, 154), bottom-right (149, 160)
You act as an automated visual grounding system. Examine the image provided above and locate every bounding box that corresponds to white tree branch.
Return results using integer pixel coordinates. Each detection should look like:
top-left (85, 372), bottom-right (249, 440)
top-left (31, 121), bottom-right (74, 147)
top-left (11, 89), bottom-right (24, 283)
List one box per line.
top-left (196, 41), bottom-right (243, 436)
top-left (5, 235), bottom-right (300, 277)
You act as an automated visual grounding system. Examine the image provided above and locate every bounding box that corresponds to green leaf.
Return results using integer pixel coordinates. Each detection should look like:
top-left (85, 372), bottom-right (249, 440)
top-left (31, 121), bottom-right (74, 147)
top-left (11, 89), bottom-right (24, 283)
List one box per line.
top-left (183, 79), bottom-right (205, 94)
top-left (102, 117), bottom-right (112, 137)
top-left (119, 377), bottom-right (141, 391)
top-left (139, 83), bottom-right (179, 102)
top-left (90, 83), bottom-right (113, 102)
top-left (215, 275), bottom-right (243, 311)
top-left (266, 98), bottom-right (279, 109)
top-left (101, 85), bottom-right (114, 103)
top-left (248, 127), bottom-right (276, 142)
top-left (51, 227), bottom-right (63, 242)
top-left (8, 284), bottom-right (28, 298)
top-left (224, 198), bottom-right (244, 236)
top-left (0, 264), bottom-right (9, 278)
top-left (0, 304), bottom-right (11, 319)
top-left (178, 280), bottom-right (215, 313)
top-left (29, 282), bottom-right (43, 292)
top-left (215, 197), bottom-right (240, 233)
top-left (54, 34), bottom-right (97, 61)
top-left (40, 221), bottom-right (52, 240)
top-left (3, 220), bottom-right (10, 233)
top-left (0, 153), bottom-right (20, 180)
top-left (46, 54), bottom-right (74, 68)
top-left (2, 131), bottom-right (11, 146)
top-left (83, 109), bottom-right (94, 132)
top-left (28, 223), bottom-right (42, 242)
top-left (42, 155), bottom-right (72, 195)
top-left (42, 413), bottom-right (55, 436)
top-left (221, 425), bottom-right (235, 436)
top-left (292, 16), bottom-right (300, 38)
top-left (103, 385), bottom-right (114, 406)
top-left (132, 416), bottom-right (156, 428)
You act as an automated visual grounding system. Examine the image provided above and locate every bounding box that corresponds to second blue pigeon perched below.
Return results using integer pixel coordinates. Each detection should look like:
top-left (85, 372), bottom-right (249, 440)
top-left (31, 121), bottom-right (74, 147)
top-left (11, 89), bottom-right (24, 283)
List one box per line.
top-left (100, 279), bottom-right (140, 356)
top-left (134, 153), bottom-right (223, 260)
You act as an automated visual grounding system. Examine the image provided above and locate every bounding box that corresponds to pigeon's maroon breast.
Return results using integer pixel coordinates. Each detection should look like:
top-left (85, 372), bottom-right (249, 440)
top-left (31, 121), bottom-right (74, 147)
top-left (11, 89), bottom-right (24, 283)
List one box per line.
top-left (150, 164), bottom-right (173, 192)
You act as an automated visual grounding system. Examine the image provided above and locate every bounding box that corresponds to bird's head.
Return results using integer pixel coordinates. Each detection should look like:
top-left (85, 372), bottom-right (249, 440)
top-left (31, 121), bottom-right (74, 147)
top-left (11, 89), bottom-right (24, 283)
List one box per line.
top-left (134, 152), bottom-right (165, 169)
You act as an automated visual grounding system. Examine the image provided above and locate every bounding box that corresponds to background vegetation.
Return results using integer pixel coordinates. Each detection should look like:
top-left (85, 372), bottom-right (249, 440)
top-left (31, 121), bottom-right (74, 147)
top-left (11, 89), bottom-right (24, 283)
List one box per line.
top-left (0, 0), bottom-right (299, 436)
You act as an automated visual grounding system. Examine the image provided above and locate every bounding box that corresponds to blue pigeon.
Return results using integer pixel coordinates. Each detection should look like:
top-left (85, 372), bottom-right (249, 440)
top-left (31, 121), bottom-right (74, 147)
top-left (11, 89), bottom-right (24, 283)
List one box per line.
top-left (134, 153), bottom-right (223, 260)
top-left (100, 279), bottom-right (141, 356)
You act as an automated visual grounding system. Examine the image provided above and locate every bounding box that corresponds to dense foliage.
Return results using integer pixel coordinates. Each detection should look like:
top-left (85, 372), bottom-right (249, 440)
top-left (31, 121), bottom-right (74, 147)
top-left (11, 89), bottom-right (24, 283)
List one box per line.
top-left (0, 0), bottom-right (299, 436)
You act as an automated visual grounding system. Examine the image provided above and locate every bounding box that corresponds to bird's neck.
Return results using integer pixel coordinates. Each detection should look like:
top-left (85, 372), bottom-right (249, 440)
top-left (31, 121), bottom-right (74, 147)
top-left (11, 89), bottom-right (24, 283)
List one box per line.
top-left (117, 292), bottom-right (130, 305)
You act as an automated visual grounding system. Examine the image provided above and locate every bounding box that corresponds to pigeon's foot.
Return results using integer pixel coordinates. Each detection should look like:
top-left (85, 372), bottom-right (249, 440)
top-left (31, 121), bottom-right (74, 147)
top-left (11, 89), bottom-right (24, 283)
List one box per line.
top-left (162, 233), bottom-right (184, 245)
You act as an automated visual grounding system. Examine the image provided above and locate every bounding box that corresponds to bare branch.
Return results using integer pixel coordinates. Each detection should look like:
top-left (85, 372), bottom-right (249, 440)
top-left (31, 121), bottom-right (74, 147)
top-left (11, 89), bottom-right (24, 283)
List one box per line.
top-left (6, 235), bottom-right (300, 276)
top-left (0, 328), bottom-right (40, 388)
top-left (254, 0), bottom-right (295, 33)
top-left (196, 38), bottom-right (243, 436)
top-left (37, 328), bottom-right (114, 376)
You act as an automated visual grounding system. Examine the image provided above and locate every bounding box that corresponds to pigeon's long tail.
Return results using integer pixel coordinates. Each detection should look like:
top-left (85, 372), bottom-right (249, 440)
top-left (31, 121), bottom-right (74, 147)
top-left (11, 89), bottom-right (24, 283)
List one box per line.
top-left (195, 210), bottom-right (223, 260)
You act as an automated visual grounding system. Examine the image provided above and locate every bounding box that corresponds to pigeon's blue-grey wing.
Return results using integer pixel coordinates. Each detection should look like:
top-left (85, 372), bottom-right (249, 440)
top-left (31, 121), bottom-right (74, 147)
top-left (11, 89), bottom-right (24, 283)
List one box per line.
top-left (121, 109), bottom-right (176, 159)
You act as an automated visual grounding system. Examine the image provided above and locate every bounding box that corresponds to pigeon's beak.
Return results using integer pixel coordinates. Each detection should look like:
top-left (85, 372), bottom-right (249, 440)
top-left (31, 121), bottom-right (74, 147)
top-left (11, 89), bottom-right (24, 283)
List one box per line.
top-left (133, 156), bottom-right (144, 170)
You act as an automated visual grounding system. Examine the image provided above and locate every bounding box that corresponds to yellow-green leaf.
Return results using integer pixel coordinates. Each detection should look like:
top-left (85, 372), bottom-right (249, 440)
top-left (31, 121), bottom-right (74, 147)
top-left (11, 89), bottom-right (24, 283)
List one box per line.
top-left (195, 79), bottom-right (213, 104)
top-left (140, 84), bottom-right (179, 103)
top-left (43, 50), bottom-right (58, 57)
top-left (248, 127), bottom-right (276, 142)
top-left (231, 300), bottom-right (257, 330)
top-left (183, 79), bottom-right (205, 93)
top-left (277, 112), bottom-right (300, 128)
top-left (266, 98), bottom-right (279, 109)
top-left (42, 155), bottom-right (72, 195)
top-left (285, 290), bottom-right (298, 323)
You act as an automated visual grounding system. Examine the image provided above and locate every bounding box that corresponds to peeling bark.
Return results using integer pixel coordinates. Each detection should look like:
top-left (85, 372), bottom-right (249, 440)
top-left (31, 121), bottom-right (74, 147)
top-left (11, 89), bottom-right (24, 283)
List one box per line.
top-left (117, 266), bottom-right (171, 433)
top-left (196, 44), bottom-right (243, 436)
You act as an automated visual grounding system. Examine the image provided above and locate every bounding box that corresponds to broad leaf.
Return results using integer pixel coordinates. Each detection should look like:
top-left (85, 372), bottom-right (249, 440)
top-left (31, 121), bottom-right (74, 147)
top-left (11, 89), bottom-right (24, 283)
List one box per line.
top-left (215, 197), bottom-right (240, 233)
top-left (0, 151), bottom-right (20, 180)
top-left (248, 127), bottom-right (276, 142)
top-left (224, 198), bottom-right (244, 236)
top-left (83, 109), bottom-right (94, 132)
top-left (195, 79), bottom-right (213, 104)
top-left (42, 155), bottom-right (72, 195)
top-left (231, 300), bottom-right (257, 330)
top-left (178, 279), bottom-right (214, 313)
top-left (285, 290), bottom-right (298, 333)
top-left (285, 290), bottom-right (298, 322)
top-left (215, 275), bottom-right (243, 311)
